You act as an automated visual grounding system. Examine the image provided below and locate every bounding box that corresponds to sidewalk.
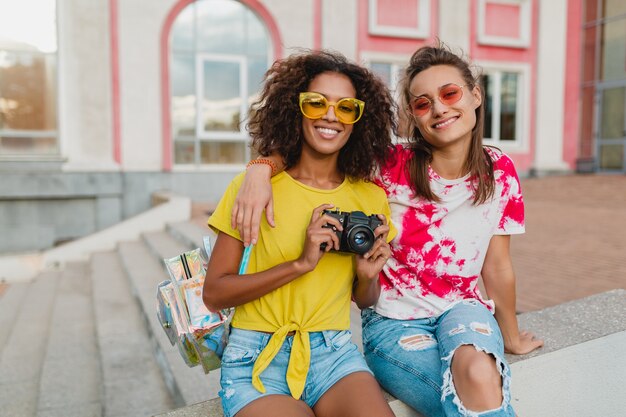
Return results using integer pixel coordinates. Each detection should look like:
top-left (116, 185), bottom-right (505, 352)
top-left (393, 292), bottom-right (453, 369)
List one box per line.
top-left (512, 174), bottom-right (626, 312)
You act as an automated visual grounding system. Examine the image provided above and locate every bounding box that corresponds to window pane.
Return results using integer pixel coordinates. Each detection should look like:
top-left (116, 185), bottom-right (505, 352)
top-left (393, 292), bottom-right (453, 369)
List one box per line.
top-left (174, 140), bottom-right (196, 164)
top-left (172, 0), bottom-right (270, 166)
top-left (500, 72), bottom-right (518, 141)
top-left (600, 18), bottom-right (626, 81)
top-left (197, 0), bottom-right (245, 54)
top-left (371, 62), bottom-right (392, 86)
top-left (482, 75), bottom-right (493, 139)
top-left (202, 60), bottom-right (241, 132)
top-left (248, 57), bottom-right (266, 106)
top-left (0, 51), bottom-right (57, 131)
top-left (171, 2), bottom-right (195, 53)
top-left (599, 144), bottom-right (623, 170)
top-left (600, 87), bottom-right (625, 139)
top-left (246, 9), bottom-right (269, 56)
top-left (0, 0), bottom-right (57, 53)
top-left (603, 0), bottom-right (626, 18)
top-left (171, 54), bottom-right (196, 137)
top-left (200, 141), bottom-right (246, 163)
top-left (0, 135), bottom-right (57, 155)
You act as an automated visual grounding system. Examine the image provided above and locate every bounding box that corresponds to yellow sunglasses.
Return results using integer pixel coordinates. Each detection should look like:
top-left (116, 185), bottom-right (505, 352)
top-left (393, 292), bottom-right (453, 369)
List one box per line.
top-left (299, 92), bottom-right (365, 125)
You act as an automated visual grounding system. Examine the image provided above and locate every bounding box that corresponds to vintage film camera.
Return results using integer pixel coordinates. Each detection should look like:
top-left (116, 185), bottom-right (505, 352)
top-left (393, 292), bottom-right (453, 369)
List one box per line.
top-left (321, 209), bottom-right (383, 255)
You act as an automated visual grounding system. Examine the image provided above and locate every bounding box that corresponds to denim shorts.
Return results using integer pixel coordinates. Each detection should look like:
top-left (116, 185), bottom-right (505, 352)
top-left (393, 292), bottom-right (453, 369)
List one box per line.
top-left (362, 300), bottom-right (515, 417)
top-left (219, 327), bottom-right (372, 417)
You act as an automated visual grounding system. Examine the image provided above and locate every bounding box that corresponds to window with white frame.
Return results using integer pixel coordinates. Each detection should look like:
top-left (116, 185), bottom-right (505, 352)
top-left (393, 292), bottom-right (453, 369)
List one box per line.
top-left (481, 69), bottom-right (525, 145)
top-left (369, 61), bottom-right (402, 92)
top-left (367, 59), bottom-right (411, 140)
top-left (368, 0), bottom-right (431, 39)
top-left (0, 0), bottom-right (58, 157)
top-left (170, 0), bottom-right (271, 166)
top-left (477, 0), bottom-right (531, 48)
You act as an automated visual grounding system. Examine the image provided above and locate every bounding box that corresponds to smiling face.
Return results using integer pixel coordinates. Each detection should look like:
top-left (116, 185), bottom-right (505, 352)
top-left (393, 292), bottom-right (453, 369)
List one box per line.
top-left (300, 71), bottom-right (356, 158)
top-left (408, 64), bottom-right (481, 151)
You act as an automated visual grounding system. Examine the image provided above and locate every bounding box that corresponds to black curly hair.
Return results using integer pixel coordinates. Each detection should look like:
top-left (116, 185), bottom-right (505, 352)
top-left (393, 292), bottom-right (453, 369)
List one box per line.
top-left (247, 49), bottom-right (397, 181)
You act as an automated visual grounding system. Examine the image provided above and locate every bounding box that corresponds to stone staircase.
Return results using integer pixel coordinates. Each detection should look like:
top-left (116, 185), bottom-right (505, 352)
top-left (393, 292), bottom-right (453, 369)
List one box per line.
top-left (0, 221), bottom-right (219, 417)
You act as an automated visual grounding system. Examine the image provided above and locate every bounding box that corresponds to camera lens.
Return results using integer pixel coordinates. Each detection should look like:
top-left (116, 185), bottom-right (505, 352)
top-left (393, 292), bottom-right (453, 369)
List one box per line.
top-left (353, 231), bottom-right (367, 246)
top-left (347, 226), bottom-right (374, 254)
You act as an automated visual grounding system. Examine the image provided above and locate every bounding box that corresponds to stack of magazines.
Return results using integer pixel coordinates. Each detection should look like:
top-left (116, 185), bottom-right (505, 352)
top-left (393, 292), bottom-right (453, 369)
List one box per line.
top-left (156, 237), bottom-right (231, 373)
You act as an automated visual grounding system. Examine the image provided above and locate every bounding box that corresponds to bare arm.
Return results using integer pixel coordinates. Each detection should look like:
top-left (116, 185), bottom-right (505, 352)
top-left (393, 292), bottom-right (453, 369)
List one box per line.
top-left (481, 235), bottom-right (544, 355)
top-left (231, 154), bottom-right (285, 247)
top-left (205, 203), bottom-right (342, 311)
top-left (203, 232), bottom-right (310, 310)
top-left (353, 217), bottom-right (392, 309)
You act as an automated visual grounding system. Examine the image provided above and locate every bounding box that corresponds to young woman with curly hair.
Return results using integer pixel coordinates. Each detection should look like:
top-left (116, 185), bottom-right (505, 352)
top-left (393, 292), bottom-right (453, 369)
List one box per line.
top-left (203, 50), bottom-right (397, 417)
top-left (230, 43), bottom-right (544, 417)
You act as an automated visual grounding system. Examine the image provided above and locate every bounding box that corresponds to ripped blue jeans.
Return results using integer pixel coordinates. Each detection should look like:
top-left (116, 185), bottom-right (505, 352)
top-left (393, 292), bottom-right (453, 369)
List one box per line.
top-left (361, 300), bottom-right (515, 417)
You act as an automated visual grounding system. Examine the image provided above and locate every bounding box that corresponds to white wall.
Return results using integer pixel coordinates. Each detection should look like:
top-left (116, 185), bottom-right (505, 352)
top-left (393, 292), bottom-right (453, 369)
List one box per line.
top-left (58, 0), bottom-right (116, 171)
top-left (438, 0), bottom-right (470, 53)
top-left (117, 0), bottom-right (178, 171)
top-left (263, 0), bottom-right (314, 54)
top-left (322, 0), bottom-right (358, 59)
top-left (534, 0), bottom-right (569, 172)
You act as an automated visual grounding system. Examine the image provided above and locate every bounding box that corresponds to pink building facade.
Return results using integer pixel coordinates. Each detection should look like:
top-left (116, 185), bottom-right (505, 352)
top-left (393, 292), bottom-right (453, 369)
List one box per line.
top-left (1, 0), bottom-right (624, 252)
top-left (158, 0), bottom-right (582, 175)
top-left (154, 0), bottom-right (586, 175)
top-left (153, 0), bottom-right (601, 176)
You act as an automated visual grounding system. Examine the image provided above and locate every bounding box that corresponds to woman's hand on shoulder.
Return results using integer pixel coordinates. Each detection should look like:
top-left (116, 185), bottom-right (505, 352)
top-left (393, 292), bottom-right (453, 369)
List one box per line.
top-left (231, 163), bottom-right (275, 247)
top-left (504, 330), bottom-right (544, 355)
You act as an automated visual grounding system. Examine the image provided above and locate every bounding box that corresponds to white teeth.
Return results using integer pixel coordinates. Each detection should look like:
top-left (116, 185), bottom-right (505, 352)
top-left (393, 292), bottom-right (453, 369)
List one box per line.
top-left (434, 117), bottom-right (457, 129)
top-left (316, 127), bottom-right (339, 135)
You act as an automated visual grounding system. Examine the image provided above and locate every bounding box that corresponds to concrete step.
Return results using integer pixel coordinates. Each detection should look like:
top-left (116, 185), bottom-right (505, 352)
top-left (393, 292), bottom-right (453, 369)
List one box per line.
top-left (510, 330), bottom-right (626, 417)
top-left (117, 240), bottom-right (221, 407)
top-left (37, 262), bottom-right (102, 417)
top-left (0, 282), bottom-right (29, 357)
top-left (0, 271), bottom-right (60, 417)
top-left (507, 289), bottom-right (626, 364)
top-left (92, 251), bottom-right (175, 417)
top-left (167, 221), bottom-right (214, 252)
top-left (142, 230), bottom-right (189, 263)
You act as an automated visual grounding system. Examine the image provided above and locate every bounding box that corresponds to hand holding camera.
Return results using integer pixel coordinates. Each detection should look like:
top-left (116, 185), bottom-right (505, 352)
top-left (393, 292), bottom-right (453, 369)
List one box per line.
top-left (297, 205), bottom-right (389, 274)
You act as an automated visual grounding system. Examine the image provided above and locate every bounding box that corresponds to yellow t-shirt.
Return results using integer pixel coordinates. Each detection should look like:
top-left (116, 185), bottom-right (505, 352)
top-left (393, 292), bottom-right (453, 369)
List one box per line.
top-left (208, 171), bottom-right (396, 399)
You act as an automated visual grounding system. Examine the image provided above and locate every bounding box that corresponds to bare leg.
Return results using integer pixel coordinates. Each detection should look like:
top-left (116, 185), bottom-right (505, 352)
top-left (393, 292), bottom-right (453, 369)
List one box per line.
top-left (313, 371), bottom-right (395, 417)
top-left (236, 394), bottom-right (315, 417)
top-left (451, 345), bottom-right (502, 411)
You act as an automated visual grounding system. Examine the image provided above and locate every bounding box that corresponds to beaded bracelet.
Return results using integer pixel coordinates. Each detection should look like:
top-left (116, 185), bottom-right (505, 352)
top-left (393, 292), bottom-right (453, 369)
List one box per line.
top-left (246, 158), bottom-right (277, 175)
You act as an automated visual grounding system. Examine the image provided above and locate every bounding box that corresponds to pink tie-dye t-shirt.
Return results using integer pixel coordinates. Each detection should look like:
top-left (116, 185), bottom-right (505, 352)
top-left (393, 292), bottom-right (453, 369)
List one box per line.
top-left (373, 145), bottom-right (525, 319)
